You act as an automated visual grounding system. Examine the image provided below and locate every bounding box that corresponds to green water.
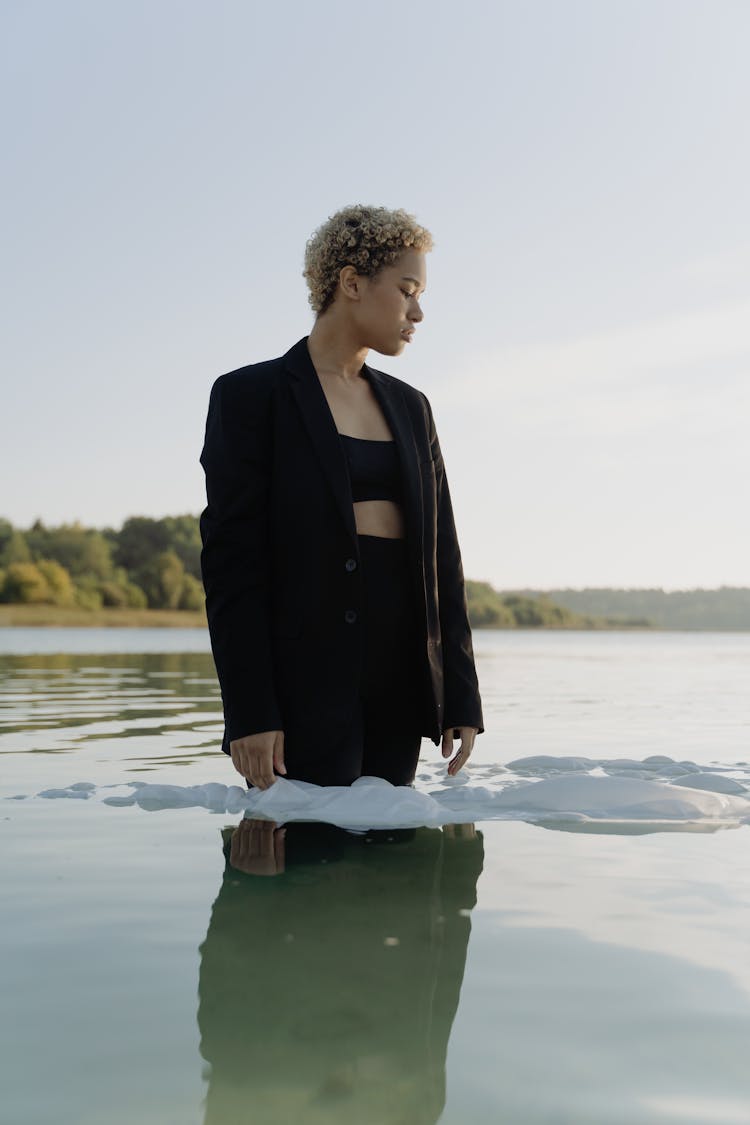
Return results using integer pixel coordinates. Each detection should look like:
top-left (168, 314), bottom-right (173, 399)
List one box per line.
top-left (2, 636), bottom-right (750, 1124)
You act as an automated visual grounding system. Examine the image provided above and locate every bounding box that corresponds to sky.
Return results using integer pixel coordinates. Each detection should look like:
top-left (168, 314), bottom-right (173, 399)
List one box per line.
top-left (2, 0), bottom-right (748, 591)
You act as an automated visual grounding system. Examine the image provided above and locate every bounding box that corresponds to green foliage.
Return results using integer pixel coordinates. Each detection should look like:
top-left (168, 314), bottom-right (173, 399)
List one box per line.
top-left (123, 582), bottom-right (149, 609)
top-left (113, 517), bottom-right (172, 574)
top-left (97, 565), bottom-right (148, 608)
top-left (465, 581), bottom-right (515, 627)
top-left (0, 515), bottom-right (206, 612)
top-left (98, 581), bottom-right (131, 607)
top-left (73, 577), bottom-right (104, 611)
top-left (0, 519), bottom-right (13, 559)
top-left (502, 594), bottom-right (545, 627)
top-left (506, 587), bottom-right (750, 630)
top-left (179, 573), bottom-right (205, 611)
top-left (0, 530), bottom-right (32, 566)
top-left (113, 515), bottom-right (202, 583)
top-left (3, 562), bottom-right (52, 604)
top-left (161, 515), bottom-right (203, 580)
top-left (25, 520), bottom-right (113, 580)
top-left (36, 560), bottom-right (76, 606)
top-left (137, 550), bottom-right (186, 610)
top-left (465, 582), bottom-right (599, 629)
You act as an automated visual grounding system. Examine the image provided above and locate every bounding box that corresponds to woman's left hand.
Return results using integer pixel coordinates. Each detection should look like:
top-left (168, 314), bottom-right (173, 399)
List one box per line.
top-left (441, 725), bottom-right (478, 776)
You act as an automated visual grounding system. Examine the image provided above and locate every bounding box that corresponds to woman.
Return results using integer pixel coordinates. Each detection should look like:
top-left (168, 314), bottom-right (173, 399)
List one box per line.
top-left (199, 204), bottom-right (484, 791)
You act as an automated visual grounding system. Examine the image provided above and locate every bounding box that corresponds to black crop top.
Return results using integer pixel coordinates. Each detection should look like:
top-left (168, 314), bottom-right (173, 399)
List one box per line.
top-left (338, 433), bottom-right (403, 503)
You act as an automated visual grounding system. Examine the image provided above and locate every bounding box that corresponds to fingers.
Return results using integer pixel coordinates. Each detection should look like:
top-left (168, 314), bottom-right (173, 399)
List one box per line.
top-left (447, 737), bottom-right (471, 776)
top-left (442, 823), bottom-right (477, 839)
top-left (275, 823), bottom-right (286, 870)
top-left (443, 726), bottom-right (477, 777)
top-left (441, 727), bottom-right (456, 759)
top-left (250, 746), bottom-right (276, 789)
top-left (229, 731), bottom-right (283, 790)
top-left (229, 819), bottom-right (286, 876)
top-left (273, 730), bottom-right (287, 776)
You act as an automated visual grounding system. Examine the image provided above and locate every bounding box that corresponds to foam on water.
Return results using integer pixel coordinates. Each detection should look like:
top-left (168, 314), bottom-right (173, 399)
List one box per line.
top-left (13, 754), bottom-right (750, 832)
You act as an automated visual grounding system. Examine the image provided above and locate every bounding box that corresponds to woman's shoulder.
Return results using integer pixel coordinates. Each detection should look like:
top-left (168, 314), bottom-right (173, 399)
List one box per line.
top-left (208, 353), bottom-right (285, 405)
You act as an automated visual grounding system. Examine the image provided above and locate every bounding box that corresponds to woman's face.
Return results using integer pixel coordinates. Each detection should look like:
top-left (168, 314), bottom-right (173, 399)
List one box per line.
top-left (354, 248), bottom-right (426, 356)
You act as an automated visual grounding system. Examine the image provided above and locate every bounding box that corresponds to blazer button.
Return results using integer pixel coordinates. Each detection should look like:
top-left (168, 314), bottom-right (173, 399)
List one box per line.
top-left (345, 558), bottom-right (357, 572)
top-left (344, 609), bottom-right (357, 624)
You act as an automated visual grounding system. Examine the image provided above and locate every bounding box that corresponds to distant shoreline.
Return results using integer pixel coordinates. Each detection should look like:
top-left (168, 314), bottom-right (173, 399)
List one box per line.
top-left (4, 515), bottom-right (747, 629)
top-left (0, 606), bottom-right (208, 628)
top-left (0, 604), bottom-right (743, 630)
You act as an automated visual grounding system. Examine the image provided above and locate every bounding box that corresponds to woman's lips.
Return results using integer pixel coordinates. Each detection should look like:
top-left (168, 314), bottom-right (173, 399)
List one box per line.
top-left (401, 329), bottom-right (414, 342)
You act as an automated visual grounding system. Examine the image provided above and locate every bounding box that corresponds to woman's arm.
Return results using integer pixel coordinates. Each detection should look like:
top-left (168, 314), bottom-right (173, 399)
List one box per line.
top-left (423, 393), bottom-right (485, 736)
top-left (199, 370), bottom-right (283, 742)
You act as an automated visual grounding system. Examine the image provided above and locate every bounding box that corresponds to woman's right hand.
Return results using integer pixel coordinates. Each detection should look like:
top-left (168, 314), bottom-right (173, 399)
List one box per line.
top-left (229, 818), bottom-right (286, 876)
top-left (229, 730), bottom-right (286, 789)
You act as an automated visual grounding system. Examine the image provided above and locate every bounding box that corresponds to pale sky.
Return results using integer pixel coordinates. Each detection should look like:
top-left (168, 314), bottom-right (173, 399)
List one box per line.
top-left (3, 0), bottom-right (748, 590)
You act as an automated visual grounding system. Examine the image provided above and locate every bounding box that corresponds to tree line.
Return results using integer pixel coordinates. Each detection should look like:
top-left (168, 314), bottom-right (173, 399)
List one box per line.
top-left (464, 581), bottom-right (650, 629)
top-left (0, 516), bottom-right (204, 611)
top-left (508, 585), bottom-right (750, 630)
top-left (4, 514), bottom-right (685, 628)
top-left (2, 514), bottom-right (599, 626)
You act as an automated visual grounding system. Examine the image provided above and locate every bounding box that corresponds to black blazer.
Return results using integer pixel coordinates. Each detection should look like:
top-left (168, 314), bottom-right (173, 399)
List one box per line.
top-left (199, 334), bottom-right (484, 756)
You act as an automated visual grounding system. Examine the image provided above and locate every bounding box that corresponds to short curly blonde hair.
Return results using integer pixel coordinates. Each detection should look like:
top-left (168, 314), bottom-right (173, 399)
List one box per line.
top-left (303, 203), bottom-right (434, 316)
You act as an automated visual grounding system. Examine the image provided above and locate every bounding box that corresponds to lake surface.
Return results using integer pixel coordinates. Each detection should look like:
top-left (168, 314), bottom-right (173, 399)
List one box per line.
top-left (1, 629), bottom-right (749, 1124)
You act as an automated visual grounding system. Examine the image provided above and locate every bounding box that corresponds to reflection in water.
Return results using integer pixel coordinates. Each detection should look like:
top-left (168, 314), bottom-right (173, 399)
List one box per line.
top-left (197, 820), bottom-right (484, 1125)
top-left (0, 651), bottom-right (222, 754)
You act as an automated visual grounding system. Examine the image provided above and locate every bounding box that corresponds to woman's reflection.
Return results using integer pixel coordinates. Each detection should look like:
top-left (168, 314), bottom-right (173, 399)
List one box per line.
top-left (197, 818), bottom-right (484, 1125)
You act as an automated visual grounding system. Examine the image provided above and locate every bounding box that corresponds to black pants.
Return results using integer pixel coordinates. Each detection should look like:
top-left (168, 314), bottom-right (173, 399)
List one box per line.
top-left (247, 533), bottom-right (425, 789)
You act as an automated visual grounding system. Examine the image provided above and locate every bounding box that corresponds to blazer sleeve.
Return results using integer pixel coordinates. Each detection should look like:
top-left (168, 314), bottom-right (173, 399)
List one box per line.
top-left (199, 371), bottom-right (283, 742)
top-left (423, 393), bottom-right (485, 735)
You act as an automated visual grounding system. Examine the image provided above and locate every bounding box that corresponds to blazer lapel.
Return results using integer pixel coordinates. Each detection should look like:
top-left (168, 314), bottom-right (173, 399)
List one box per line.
top-left (363, 364), bottom-right (425, 568)
top-left (283, 336), bottom-right (424, 561)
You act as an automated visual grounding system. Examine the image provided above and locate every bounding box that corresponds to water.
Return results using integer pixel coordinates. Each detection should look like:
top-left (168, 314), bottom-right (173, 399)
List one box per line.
top-left (1, 629), bottom-right (749, 1124)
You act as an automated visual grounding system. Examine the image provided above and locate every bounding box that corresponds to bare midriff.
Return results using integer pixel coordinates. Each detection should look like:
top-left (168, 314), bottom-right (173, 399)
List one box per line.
top-left (353, 499), bottom-right (406, 539)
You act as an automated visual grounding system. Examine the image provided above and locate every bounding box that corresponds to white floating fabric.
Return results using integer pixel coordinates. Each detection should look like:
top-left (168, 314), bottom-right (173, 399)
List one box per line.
top-left (24, 754), bottom-right (750, 832)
